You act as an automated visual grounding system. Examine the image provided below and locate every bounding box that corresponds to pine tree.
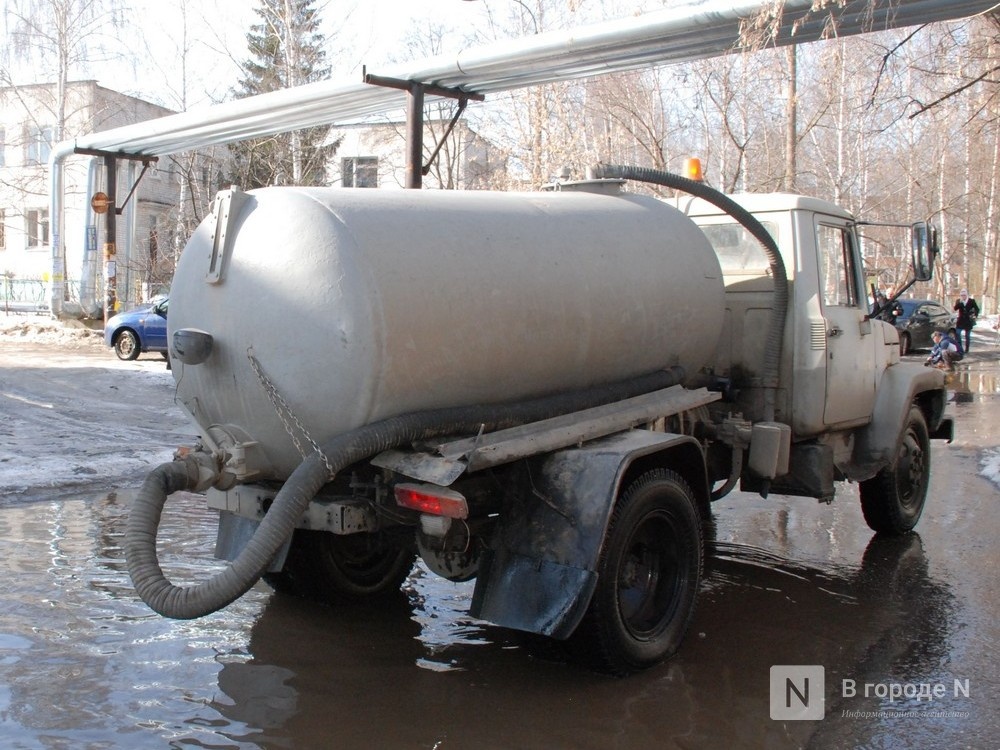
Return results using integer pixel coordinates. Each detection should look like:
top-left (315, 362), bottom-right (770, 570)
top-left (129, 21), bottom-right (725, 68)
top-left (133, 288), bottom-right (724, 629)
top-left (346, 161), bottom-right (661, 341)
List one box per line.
top-left (228, 0), bottom-right (334, 188)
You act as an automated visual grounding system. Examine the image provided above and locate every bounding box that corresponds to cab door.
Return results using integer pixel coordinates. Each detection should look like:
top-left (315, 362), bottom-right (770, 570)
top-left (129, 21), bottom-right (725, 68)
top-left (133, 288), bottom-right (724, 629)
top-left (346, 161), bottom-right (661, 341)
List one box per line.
top-left (816, 218), bottom-right (876, 425)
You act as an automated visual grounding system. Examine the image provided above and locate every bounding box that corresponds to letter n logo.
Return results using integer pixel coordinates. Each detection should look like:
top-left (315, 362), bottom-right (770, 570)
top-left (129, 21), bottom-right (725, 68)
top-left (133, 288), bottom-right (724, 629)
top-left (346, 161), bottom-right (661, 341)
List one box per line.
top-left (770, 665), bottom-right (825, 720)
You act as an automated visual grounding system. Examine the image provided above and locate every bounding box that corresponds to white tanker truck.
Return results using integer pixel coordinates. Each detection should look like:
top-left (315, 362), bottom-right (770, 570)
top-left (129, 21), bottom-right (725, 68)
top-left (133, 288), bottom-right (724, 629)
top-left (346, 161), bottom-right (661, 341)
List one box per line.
top-left (124, 165), bottom-right (952, 674)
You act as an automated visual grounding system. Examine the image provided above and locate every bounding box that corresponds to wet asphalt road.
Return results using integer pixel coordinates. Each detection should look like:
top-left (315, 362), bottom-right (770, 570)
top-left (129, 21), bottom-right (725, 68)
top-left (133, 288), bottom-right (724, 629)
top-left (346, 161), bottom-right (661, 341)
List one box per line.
top-left (1, 346), bottom-right (998, 749)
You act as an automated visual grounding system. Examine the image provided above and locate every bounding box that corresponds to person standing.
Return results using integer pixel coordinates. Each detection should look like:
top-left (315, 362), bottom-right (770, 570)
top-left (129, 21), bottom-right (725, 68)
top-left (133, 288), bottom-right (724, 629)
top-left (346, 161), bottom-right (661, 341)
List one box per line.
top-left (953, 289), bottom-right (980, 352)
top-left (871, 291), bottom-right (902, 322)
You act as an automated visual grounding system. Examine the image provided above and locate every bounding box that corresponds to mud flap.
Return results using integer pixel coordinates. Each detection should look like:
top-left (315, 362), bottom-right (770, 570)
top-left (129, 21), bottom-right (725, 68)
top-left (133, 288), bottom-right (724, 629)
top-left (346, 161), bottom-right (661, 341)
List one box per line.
top-left (215, 511), bottom-right (292, 573)
top-left (469, 430), bottom-right (704, 639)
top-left (471, 549), bottom-right (596, 639)
top-left (930, 416), bottom-right (954, 442)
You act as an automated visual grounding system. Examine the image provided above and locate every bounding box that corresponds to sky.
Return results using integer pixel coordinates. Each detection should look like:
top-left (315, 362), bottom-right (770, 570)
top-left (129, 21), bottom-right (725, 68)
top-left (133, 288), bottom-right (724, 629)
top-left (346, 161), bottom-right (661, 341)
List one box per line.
top-left (2, 0), bottom-right (664, 113)
top-left (66, 0), bottom-right (656, 113)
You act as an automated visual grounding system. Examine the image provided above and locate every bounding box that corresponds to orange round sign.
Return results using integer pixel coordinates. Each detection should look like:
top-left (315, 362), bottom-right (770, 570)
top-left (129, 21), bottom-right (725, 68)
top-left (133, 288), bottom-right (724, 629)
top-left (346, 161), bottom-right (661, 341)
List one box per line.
top-left (91, 192), bottom-right (112, 214)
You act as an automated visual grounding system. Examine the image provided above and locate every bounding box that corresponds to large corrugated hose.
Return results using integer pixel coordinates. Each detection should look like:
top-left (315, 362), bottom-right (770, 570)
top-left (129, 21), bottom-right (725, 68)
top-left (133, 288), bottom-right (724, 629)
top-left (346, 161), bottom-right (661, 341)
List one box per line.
top-left (590, 164), bottom-right (788, 422)
top-left (126, 366), bottom-right (686, 619)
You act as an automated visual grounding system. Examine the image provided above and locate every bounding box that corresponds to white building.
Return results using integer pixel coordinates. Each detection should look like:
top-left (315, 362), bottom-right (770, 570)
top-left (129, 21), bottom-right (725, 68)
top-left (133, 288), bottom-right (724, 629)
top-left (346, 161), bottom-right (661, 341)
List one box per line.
top-left (1, 81), bottom-right (222, 316)
top-left (329, 117), bottom-right (502, 190)
top-left (2, 82), bottom-right (502, 315)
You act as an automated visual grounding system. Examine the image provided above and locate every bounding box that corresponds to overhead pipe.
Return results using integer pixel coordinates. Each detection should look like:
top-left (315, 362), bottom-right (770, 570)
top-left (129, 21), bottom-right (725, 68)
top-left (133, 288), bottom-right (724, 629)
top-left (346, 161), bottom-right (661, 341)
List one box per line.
top-left (78, 156), bottom-right (100, 317)
top-left (58, 0), bottom-right (994, 158)
top-left (47, 143), bottom-right (74, 318)
top-left (48, 0), bottom-right (992, 316)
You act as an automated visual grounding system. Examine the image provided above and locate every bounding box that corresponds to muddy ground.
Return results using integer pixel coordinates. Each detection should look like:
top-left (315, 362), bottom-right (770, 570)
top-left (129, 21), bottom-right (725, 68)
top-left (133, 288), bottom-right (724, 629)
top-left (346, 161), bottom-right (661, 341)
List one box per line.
top-left (1, 320), bottom-right (998, 749)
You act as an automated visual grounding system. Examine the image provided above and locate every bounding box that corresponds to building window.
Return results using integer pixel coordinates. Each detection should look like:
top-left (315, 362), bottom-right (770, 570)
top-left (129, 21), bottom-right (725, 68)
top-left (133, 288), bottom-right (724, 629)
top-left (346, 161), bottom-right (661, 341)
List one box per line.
top-left (342, 157), bottom-right (378, 188)
top-left (27, 208), bottom-right (49, 248)
top-left (0, 209), bottom-right (6, 249)
top-left (25, 126), bottom-right (54, 165)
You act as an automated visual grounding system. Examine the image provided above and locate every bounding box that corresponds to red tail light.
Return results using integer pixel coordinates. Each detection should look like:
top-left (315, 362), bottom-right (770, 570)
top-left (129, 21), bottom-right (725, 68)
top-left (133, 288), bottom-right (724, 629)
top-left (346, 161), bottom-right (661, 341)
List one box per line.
top-left (394, 483), bottom-right (469, 519)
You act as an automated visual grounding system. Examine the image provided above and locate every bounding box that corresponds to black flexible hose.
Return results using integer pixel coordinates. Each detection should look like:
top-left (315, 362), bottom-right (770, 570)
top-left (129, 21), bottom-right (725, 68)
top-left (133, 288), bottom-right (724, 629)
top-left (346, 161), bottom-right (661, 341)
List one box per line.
top-left (589, 164), bottom-right (789, 421)
top-left (126, 366), bottom-right (687, 619)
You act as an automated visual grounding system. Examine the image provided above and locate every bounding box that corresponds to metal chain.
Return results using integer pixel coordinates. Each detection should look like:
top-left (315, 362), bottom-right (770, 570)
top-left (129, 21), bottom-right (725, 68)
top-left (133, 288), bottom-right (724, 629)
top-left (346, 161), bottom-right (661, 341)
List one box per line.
top-left (247, 348), bottom-right (335, 476)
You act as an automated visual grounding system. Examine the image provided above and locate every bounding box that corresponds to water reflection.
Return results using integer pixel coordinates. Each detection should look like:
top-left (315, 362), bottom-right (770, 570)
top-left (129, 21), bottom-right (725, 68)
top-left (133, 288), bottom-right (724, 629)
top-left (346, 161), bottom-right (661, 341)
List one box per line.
top-left (0, 492), bottom-right (267, 749)
top-left (809, 533), bottom-right (961, 749)
top-left (205, 532), bottom-right (953, 749)
top-left (0, 488), bottom-right (967, 749)
top-left (947, 361), bottom-right (1000, 402)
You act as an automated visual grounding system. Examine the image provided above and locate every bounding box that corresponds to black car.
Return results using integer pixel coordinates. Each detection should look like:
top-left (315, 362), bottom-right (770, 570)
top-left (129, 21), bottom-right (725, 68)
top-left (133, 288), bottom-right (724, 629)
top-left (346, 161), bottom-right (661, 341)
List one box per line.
top-left (892, 299), bottom-right (955, 355)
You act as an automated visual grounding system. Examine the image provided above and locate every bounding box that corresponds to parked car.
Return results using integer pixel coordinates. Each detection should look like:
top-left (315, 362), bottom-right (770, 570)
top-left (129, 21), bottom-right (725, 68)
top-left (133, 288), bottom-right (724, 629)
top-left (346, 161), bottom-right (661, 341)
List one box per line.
top-left (104, 298), bottom-right (169, 360)
top-left (893, 299), bottom-right (955, 355)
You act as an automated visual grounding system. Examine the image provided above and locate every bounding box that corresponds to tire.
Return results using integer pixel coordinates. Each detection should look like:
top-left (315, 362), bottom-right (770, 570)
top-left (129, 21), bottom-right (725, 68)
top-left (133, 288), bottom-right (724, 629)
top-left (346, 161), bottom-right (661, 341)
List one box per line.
top-left (571, 469), bottom-right (702, 674)
top-left (898, 332), bottom-right (911, 356)
top-left (859, 407), bottom-right (930, 535)
top-left (114, 329), bottom-right (141, 360)
top-left (265, 529), bottom-right (415, 602)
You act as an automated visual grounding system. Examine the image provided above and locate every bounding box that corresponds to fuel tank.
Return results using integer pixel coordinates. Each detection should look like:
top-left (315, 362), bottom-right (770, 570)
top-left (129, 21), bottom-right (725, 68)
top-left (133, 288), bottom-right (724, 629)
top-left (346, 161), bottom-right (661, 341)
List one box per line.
top-left (168, 184), bottom-right (725, 478)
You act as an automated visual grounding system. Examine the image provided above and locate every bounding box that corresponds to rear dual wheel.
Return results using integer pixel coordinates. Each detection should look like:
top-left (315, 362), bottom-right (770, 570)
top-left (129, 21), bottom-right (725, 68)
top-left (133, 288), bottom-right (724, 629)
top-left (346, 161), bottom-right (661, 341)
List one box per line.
top-left (265, 529), bottom-right (415, 603)
top-left (572, 469), bottom-right (702, 674)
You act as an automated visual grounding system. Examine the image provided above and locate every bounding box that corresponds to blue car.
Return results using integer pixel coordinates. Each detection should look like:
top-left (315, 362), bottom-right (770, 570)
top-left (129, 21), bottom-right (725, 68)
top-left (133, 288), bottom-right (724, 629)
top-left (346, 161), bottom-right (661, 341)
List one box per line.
top-left (104, 298), bottom-right (169, 360)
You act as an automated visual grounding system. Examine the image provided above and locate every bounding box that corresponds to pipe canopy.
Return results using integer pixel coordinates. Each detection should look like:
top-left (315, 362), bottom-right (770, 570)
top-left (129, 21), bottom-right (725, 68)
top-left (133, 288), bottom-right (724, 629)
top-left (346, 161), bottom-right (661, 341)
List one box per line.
top-left (47, 0), bottom-right (996, 315)
top-left (57, 0), bottom-right (997, 158)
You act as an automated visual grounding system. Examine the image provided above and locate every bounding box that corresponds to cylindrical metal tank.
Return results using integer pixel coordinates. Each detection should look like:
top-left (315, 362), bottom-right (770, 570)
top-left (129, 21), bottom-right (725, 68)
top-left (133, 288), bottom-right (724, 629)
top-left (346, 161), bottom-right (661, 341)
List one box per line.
top-left (168, 185), bottom-right (725, 478)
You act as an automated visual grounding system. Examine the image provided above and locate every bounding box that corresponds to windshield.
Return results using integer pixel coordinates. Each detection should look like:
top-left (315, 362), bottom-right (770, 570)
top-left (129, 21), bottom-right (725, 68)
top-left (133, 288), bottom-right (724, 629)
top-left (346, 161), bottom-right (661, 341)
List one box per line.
top-left (699, 221), bottom-right (776, 274)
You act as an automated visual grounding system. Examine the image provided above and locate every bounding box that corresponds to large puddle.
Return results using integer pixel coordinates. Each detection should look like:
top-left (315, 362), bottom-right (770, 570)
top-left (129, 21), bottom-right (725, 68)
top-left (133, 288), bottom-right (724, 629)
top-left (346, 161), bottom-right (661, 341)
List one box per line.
top-left (2, 469), bottom-right (997, 748)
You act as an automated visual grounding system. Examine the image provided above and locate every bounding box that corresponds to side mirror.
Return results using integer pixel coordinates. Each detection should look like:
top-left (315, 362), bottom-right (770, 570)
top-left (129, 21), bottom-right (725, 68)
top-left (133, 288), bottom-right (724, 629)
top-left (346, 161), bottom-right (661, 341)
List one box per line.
top-left (911, 222), bottom-right (939, 282)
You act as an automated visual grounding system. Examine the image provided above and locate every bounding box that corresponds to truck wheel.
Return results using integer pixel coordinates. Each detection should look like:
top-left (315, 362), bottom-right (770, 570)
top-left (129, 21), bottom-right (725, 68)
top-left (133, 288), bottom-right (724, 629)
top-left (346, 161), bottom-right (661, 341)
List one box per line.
top-left (572, 469), bottom-right (702, 674)
top-left (859, 407), bottom-right (930, 535)
top-left (265, 529), bottom-right (415, 602)
top-left (114, 330), bottom-right (140, 360)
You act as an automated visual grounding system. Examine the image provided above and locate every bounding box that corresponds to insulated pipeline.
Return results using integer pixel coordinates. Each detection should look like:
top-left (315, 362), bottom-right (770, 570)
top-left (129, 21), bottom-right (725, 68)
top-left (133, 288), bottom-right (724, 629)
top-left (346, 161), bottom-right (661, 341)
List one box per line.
top-left (589, 164), bottom-right (789, 422)
top-left (125, 366), bottom-right (686, 619)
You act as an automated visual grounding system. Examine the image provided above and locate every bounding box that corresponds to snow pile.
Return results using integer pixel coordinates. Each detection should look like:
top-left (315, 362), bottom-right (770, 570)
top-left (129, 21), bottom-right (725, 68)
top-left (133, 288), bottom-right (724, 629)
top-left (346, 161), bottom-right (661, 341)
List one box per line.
top-left (0, 313), bottom-right (105, 349)
top-left (981, 448), bottom-right (1000, 491)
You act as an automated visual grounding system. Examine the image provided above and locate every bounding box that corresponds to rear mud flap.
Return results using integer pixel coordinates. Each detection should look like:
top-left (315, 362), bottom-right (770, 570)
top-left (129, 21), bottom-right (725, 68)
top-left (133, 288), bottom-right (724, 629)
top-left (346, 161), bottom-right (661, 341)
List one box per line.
top-left (930, 416), bottom-right (954, 442)
top-left (471, 548), bottom-right (596, 640)
top-left (215, 511), bottom-right (292, 573)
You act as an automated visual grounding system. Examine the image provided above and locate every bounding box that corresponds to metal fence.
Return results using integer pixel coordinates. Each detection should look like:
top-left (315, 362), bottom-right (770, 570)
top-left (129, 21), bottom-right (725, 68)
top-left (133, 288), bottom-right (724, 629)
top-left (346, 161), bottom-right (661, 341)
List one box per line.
top-left (0, 278), bottom-right (85, 315)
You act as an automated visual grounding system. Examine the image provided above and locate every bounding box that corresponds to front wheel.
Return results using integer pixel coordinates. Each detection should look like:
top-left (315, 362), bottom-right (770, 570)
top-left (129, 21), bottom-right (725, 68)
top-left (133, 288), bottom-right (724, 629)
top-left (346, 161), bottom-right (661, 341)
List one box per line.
top-left (571, 469), bottom-right (702, 674)
top-left (114, 330), bottom-right (140, 360)
top-left (859, 407), bottom-right (930, 535)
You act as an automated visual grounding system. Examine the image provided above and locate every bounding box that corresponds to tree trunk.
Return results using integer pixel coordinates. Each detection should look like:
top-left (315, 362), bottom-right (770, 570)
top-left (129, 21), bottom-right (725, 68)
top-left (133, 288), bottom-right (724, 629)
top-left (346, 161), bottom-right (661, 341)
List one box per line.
top-left (784, 44), bottom-right (797, 192)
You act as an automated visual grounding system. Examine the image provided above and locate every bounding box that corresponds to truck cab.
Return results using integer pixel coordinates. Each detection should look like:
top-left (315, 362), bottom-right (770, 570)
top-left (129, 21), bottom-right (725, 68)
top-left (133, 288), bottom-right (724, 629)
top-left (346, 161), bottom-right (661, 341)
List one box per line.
top-left (671, 192), bottom-right (949, 501)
